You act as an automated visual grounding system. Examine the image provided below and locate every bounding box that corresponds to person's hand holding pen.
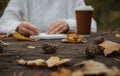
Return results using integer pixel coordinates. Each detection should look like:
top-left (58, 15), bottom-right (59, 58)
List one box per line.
top-left (16, 17), bottom-right (40, 36)
top-left (46, 19), bottom-right (69, 34)
top-left (16, 17), bottom-right (69, 36)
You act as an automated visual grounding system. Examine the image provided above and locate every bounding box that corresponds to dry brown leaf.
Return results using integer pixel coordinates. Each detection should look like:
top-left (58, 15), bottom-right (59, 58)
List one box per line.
top-left (71, 71), bottom-right (84, 76)
top-left (0, 34), bottom-right (11, 38)
top-left (0, 40), bottom-right (10, 45)
top-left (99, 40), bottom-right (120, 56)
top-left (72, 60), bottom-right (120, 76)
top-left (61, 33), bottom-right (86, 43)
top-left (115, 33), bottom-right (120, 38)
top-left (13, 32), bottom-right (39, 41)
top-left (17, 59), bottom-right (46, 66)
top-left (17, 56), bottom-right (70, 67)
top-left (27, 45), bottom-right (36, 49)
top-left (49, 60), bottom-right (120, 76)
top-left (46, 56), bottom-right (71, 67)
top-left (49, 67), bottom-right (71, 76)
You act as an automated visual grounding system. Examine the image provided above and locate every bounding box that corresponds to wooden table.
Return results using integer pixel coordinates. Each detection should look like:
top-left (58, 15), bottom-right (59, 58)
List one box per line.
top-left (0, 33), bottom-right (120, 76)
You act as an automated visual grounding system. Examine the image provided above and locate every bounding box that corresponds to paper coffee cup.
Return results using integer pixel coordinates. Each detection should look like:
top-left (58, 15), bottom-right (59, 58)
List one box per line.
top-left (75, 6), bottom-right (94, 37)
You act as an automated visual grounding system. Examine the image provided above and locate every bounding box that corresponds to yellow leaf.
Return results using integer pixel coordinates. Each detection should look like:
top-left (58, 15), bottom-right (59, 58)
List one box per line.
top-left (49, 67), bottom-right (71, 76)
top-left (61, 33), bottom-right (86, 43)
top-left (13, 32), bottom-right (39, 41)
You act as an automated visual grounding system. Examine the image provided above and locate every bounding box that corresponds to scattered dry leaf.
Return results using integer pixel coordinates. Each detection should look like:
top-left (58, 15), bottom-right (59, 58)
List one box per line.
top-left (27, 45), bottom-right (36, 49)
top-left (46, 56), bottom-right (71, 67)
top-left (13, 32), bottom-right (39, 41)
top-left (49, 60), bottom-right (120, 76)
top-left (61, 33), bottom-right (86, 43)
top-left (98, 40), bottom-right (120, 56)
top-left (49, 67), bottom-right (71, 76)
top-left (72, 71), bottom-right (84, 76)
top-left (17, 59), bottom-right (46, 66)
top-left (0, 40), bottom-right (10, 45)
top-left (0, 33), bottom-right (11, 38)
top-left (115, 33), bottom-right (120, 38)
top-left (74, 60), bottom-right (120, 76)
top-left (17, 56), bottom-right (71, 68)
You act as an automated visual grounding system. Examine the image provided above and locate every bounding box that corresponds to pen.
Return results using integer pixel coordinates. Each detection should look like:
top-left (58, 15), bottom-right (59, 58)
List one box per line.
top-left (23, 16), bottom-right (28, 22)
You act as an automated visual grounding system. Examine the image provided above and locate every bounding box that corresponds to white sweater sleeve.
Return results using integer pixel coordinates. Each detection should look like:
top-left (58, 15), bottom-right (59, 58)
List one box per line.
top-left (0, 0), bottom-right (22, 34)
top-left (64, 0), bottom-right (97, 33)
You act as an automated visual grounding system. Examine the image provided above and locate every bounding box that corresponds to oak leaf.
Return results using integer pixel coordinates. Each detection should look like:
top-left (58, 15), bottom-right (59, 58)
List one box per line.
top-left (99, 40), bottom-right (120, 56)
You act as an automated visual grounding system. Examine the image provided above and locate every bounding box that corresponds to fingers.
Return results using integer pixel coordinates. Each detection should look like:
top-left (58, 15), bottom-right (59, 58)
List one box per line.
top-left (47, 20), bottom-right (69, 34)
top-left (17, 21), bottom-right (40, 36)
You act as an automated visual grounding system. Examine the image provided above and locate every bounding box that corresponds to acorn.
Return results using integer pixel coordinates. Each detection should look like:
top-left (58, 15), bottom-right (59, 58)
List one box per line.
top-left (94, 36), bottom-right (104, 44)
top-left (85, 44), bottom-right (96, 59)
top-left (41, 43), bottom-right (57, 54)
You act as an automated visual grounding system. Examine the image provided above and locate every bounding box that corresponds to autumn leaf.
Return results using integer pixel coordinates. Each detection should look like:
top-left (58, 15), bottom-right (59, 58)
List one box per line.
top-left (49, 67), bottom-right (71, 76)
top-left (99, 40), bottom-right (120, 56)
top-left (17, 59), bottom-right (46, 66)
top-left (27, 45), bottom-right (36, 49)
top-left (0, 40), bottom-right (10, 45)
top-left (17, 56), bottom-right (71, 68)
top-left (61, 33), bottom-right (86, 43)
top-left (0, 33), bottom-right (11, 38)
top-left (49, 60), bottom-right (120, 76)
top-left (13, 32), bottom-right (39, 41)
top-left (46, 56), bottom-right (71, 67)
top-left (115, 33), bottom-right (120, 38)
top-left (72, 60), bottom-right (120, 76)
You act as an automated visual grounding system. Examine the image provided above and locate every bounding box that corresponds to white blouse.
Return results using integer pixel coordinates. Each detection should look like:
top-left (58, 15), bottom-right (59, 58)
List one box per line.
top-left (0, 0), bottom-right (97, 34)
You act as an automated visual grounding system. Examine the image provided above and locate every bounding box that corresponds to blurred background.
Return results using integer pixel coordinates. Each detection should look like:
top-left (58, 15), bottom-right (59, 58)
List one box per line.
top-left (0, 0), bottom-right (120, 33)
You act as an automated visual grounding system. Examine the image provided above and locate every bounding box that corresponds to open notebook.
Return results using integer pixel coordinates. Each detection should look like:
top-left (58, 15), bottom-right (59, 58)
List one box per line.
top-left (30, 33), bottom-right (67, 39)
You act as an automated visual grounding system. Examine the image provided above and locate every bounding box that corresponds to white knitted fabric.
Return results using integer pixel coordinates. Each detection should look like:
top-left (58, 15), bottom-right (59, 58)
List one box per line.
top-left (0, 0), bottom-right (97, 34)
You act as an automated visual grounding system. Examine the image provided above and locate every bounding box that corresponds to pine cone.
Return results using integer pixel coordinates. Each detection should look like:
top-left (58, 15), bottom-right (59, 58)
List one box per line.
top-left (85, 44), bottom-right (96, 59)
top-left (41, 43), bottom-right (57, 54)
top-left (94, 36), bottom-right (104, 44)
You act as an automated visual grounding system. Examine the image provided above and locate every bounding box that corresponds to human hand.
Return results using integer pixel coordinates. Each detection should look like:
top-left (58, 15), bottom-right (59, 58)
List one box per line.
top-left (46, 19), bottom-right (69, 34)
top-left (16, 21), bottom-right (40, 36)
